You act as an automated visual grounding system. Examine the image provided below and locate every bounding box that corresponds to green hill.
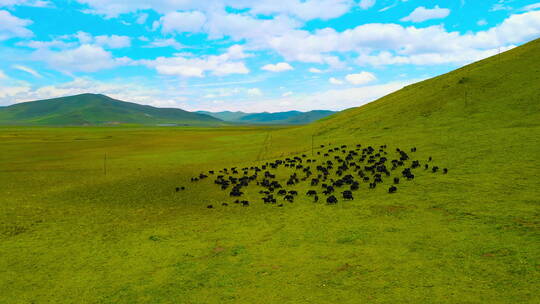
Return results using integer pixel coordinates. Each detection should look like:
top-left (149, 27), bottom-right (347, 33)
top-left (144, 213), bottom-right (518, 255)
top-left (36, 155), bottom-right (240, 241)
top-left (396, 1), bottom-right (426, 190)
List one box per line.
top-left (309, 39), bottom-right (540, 138)
top-left (0, 93), bottom-right (224, 126)
top-left (198, 110), bottom-right (336, 124)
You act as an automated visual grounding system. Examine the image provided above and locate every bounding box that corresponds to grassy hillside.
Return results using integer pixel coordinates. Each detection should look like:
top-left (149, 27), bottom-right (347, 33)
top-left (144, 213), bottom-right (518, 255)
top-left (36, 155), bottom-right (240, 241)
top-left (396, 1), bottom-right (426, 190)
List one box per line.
top-left (0, 93), bottom-right (224, 126)
top-left (1, 39), bottom-right (539, 303)
top-left (199, 110), bottom-right (336, 124)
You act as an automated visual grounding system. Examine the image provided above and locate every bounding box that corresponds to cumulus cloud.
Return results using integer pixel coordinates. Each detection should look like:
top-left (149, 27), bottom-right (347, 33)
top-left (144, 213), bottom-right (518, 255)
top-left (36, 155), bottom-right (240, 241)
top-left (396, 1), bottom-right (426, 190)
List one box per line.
top-left (345, 71), bottom-right (376, 85)
top-left (17, 39), bottom-right (75, 49)
top-left (143, 44), bottom-right (250, 77)
top-left (522, 3), bottom-right (540, 11)
top-left (0, 0), bottom-right (51, 7)
top-left (0, 69), bottom-right (7, 79)
top-left (94, 34), bottom-right (131, 48)
top-left (136, 12), bottom-right (148, 24)
top-left (12, 64), bottom-right (42, 78)
top-left (309, 67), bottom-right (323, 73)
top-left (247, 88), bottom-right (262, 96)
top-left (269, 10), bottom-right (540, 67)
top-left (0, 10), bottom-right (33, 40)
top-left (359, 0), bottom-right (375, 10)
top-left (356, 45), bottom-right (517, 66)
top-left (238, 0), bottom-right (352, 21)
top-left (282, 91), bottom-right (293, 97)
top-left (329, 77), bottom-right (344, 85)
top-left (75, 0), bottom-right (353, 20)
top-left (261, 62), bottom-right (293, 72)
top-left (35, 44), bottom-right (131, 73)
top-left (160, 10), bottom-right (206, 33)
top-left (144, 38), bottom-right (184, 49)
top-left (401, 5), bottom-right (450, 23)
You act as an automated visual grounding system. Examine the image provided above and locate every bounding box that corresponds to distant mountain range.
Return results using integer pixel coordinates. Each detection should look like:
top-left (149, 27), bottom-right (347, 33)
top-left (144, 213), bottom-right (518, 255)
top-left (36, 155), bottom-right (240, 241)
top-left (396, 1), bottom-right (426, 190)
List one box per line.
top-left (0, 93), bottom-right (336, 126)
top-left (0, 94), bottom-right (223, 126)
top-left (197, 110), bottom-right (336, 125)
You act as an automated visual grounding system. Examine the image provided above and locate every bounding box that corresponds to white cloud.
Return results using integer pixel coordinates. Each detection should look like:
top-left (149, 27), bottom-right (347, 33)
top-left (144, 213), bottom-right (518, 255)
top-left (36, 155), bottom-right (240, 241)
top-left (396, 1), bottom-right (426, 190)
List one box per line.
top-left (12, 64), bottom-right (42, 78)
top-left (143, 44), bottom-right (250, 77)
top-left (401, 5), bottom-right (450, 23)
top-left (0, 85), bottom-right (31, 102)
top-left (95, 34), bottom-right (131, 48)
top-left (0, 10), bottom-right (33, 40)
top-left (74, 0), bottom-right (352, 21)
top-left (356, 45), bottom-right (516, 66)
top-left (17, 39), bottom-right (75, 49)
top-left (522, 3), bottom-right (540, 11)
top-left (35, 44), bottom-right (131, 73)
top-left (261, 62), bottom-right (293, 72)
top-left (359, 0), bottom-right (375, 10)
top-left (0, 69), bottom-right (7, 79)
top-left (204, 12), bottom-right (300, 43)
top-left (240, 0), bottom-right (352, 21)
top-left (74, 31), bottom-right (92, 44)
top-left (247, 88), bottom-right (262, 96)
top-left (345, 71), bottom-right (376, 85)
top-left (329, 77), bottom-right (344, 85)
top-left (477, 19), bottom-right (487, 26)
top-left (282, 91), bottom-right (293, 97)
top-left (160, 10), bottom-right (206, 33)
top-left (268, 10), bottom-right (540, 67)
top-left (491, 3), bottom-right (511, 12)
top-left (145, 38), bottom-right (184, 49)
top-left (0, 0), bottom-right (51, 7)
top-left (136, 12), bottom-right (148, 24)
top-left (309, 67), bottom-right (323, 73)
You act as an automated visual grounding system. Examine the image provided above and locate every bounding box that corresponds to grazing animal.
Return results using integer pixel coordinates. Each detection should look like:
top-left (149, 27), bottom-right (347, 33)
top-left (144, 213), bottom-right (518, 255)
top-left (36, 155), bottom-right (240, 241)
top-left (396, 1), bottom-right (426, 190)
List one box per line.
top-left (284, 195), bottom-right (294, 202)
top-left (326, 195), bottom-right (338, 204)
top-left (432, 166), bottom-right (439, 173)
top-left (207, 205), bottom-right (213, 209)
top-left (443, 168), bottom-right (448, 174)
top-left (393, 177), bottom-right (400, 184)
top-left (313, 195), bottom-right (319, 202)
top-left (278, 204), bottom-right (284, 207)
top-left (307, 190), bottom-right (317, 196)
top-left (424, 164), bottom-right (429, 170)
top-left (222, 203), bottom-right (228, 206)
top-left (241, 200), bottom-right (250, 206)
top-left (388, 186), bottom-right (397, 193)
top-left (277, 189), bottom-right (287, 195)
top-left (342, 190), bottom-right (353, 200)
top-left (230, 190), bottom-right (243, 197)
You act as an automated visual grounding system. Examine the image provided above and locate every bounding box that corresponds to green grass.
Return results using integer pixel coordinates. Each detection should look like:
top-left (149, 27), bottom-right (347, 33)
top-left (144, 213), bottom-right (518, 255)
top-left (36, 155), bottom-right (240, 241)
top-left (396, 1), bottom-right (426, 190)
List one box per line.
top-left (1, 39), bottom-right (539, 303)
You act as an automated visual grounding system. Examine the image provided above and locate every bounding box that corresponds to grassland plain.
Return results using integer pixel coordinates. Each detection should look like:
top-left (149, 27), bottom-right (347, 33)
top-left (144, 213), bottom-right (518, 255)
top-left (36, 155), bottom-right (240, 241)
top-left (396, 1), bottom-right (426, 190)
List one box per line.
top-left (1, 39), bottom-right (539, 303)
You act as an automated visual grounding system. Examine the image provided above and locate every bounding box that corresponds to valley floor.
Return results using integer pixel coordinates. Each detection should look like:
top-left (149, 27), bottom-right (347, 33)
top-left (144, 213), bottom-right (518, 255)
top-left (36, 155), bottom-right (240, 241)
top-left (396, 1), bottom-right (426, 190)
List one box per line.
top-left (1, 125), bottom-right (539, 303)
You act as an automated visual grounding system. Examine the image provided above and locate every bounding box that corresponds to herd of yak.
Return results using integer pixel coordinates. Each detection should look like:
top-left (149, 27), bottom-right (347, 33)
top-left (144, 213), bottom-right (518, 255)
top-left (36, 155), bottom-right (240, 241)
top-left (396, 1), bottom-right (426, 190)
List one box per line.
top-left (177, 143), bottom-right (448, 208)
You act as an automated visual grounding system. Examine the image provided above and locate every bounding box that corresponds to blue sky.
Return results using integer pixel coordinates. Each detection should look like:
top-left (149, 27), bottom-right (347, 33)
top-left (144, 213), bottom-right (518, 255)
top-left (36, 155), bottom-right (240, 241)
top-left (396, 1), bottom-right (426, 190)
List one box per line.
top-left (0, 0), bottom-right (539, 112)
